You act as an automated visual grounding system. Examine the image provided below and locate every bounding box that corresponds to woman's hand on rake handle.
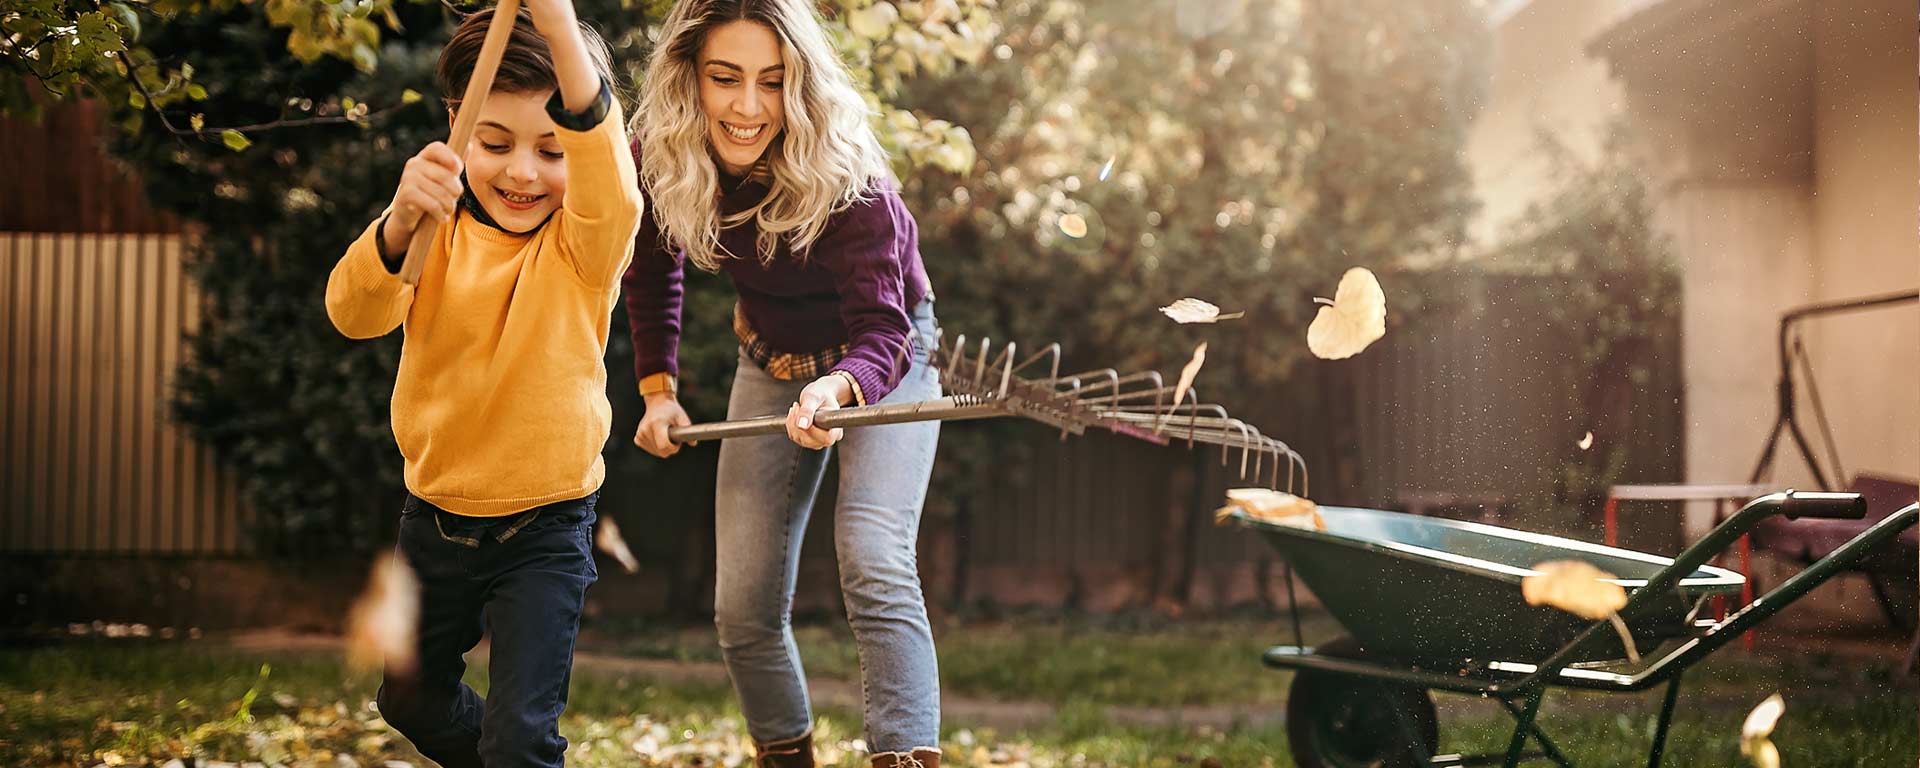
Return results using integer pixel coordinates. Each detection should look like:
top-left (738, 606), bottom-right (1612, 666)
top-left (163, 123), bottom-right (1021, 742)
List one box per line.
top-left (382, 142), bottom-right (465, 258)
top-left (787, 375), bottom-right (852, 450)
top-left (635, 393), bottom-right (692, 458)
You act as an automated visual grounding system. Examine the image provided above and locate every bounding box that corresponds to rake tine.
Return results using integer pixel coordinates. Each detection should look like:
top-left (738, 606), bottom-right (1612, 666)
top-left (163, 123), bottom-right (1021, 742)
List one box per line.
top-left (947, 334), bottom-right (967, 382)
top-left (1006, 345), bottom-right (1021, 399)
top-left (1011, 343), bottom-right (1062, 383)
top-left (973, 337), bottom-right (993, 390)
top-left (1072, 372), bottom-right (1167, 408)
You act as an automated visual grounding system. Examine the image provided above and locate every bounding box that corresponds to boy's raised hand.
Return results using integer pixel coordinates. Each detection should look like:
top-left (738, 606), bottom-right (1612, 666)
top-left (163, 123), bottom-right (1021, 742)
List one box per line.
top-left (518, 0), bottom-right (599, 115)
top-left (382, 142), bottom-right (465, 256)
top-left (520, 0), bottom-right (579, 33)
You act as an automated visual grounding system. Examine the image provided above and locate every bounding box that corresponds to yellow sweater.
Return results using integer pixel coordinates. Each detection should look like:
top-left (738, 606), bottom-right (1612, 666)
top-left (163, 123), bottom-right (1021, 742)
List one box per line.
top-left (325, 102), bottom-right (642, 517)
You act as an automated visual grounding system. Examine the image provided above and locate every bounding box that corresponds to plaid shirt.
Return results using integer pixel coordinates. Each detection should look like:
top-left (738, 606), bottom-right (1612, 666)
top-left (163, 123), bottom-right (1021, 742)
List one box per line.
top-left (734, 302), bottom-right (850, 382)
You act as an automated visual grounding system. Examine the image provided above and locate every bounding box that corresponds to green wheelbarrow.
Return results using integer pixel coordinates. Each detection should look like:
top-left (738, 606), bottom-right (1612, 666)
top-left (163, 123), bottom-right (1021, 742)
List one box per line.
top-left (1226, 490), bottom-right (1920, 768)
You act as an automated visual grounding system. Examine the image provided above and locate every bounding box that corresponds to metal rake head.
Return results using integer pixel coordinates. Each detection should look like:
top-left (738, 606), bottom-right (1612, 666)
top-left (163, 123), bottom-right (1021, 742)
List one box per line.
top-left (927, 330), bottom-right (1308, 495)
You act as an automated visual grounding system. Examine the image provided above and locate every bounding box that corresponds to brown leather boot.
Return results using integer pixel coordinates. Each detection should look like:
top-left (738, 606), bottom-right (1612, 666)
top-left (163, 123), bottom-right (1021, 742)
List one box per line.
top-left (754, 730), bottom-right (815, 768)
top-left (869, 748), bottom-right (941, 768)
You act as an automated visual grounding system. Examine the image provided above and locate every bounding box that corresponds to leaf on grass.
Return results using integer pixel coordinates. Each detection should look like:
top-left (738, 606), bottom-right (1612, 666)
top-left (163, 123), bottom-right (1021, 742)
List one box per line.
top-left (1160, 298), bottom-right (1245, 324)
top-left (596, 516), bottom-right (641, 574)
top-left (1219, 487), bottom-right (1325, 530)
top-left (1306, 267), bottom-right (1387, 359)
top-left (344, 553), bottom-right (418, 676)
top-left (1577, 431), bottom-right (1594, 450)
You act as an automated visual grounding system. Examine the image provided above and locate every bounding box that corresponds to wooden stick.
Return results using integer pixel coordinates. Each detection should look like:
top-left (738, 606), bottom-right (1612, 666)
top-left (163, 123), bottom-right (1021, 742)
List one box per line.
top-left (399, 0), bottom-right (522, 285)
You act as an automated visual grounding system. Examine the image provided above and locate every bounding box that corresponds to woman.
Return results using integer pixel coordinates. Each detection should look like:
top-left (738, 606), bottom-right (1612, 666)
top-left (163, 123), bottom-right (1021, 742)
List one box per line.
top-left (621, 2), bottom-right (942, 767)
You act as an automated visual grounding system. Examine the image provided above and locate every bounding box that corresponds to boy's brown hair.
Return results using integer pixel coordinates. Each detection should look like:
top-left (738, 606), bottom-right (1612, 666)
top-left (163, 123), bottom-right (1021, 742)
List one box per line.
top-left (435, 7), bottom-right (618, 109)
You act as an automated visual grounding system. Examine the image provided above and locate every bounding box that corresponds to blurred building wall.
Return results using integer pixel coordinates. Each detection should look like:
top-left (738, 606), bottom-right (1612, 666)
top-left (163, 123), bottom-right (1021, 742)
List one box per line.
top-left (1470, 0), bottom-right (1917, 542)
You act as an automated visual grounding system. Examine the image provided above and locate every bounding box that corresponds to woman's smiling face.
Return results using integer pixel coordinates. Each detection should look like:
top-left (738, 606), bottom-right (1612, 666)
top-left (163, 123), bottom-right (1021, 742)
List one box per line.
top-left (697, 20), bottom-right (786, 175)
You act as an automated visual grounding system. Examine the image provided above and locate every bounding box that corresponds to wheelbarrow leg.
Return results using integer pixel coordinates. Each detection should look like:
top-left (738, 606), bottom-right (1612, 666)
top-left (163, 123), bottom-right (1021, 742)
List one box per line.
top-left (1502, 688), bottom-right (1545, 768)
top-left (1646, 672), bottom-right (1684, 768)
top-left (1385, 686), bottom-right (1437, 765)
top-left (1496, 697), bottom-right (1573, 767)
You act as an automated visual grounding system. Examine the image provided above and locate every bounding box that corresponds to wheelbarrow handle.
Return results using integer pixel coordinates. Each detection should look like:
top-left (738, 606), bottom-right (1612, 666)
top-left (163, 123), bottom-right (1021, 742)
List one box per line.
top-left (1513, 499), bottom-right (1915, 696)
top-left (667, 396), bottom-right (1005, 443)
top-left (1621, 489), bottom-right (1856, 614)
top-left (1780, 491), bottom-right (1867, 519)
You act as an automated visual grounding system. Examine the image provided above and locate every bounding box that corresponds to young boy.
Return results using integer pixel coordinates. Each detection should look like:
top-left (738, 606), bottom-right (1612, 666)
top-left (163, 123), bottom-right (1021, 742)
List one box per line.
top-left (323, 0), bottom-right (641, 764)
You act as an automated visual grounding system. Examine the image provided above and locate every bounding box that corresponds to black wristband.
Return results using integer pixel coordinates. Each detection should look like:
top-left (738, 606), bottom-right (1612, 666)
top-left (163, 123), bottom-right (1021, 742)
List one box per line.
top-left (374, 214), bottom-right (404, 274)
top-left (547, 76), bottom-right (613, 132)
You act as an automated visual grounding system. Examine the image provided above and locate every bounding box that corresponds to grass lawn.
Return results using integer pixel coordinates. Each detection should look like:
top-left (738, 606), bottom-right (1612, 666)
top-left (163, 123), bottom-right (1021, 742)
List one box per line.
top-left (1, 616), bottom-right (1913, 766)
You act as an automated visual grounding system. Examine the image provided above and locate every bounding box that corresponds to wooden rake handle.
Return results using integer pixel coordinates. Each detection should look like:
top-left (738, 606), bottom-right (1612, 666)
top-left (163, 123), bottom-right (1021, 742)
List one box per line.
top-left (399, 0), bottom-right (522, 285)
top-left (667, 396), bottom-right (1006, 443)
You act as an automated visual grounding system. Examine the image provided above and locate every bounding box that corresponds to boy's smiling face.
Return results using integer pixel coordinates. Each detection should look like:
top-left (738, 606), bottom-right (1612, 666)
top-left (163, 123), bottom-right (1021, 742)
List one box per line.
top-left (457, 90), bottom-right (567, 232)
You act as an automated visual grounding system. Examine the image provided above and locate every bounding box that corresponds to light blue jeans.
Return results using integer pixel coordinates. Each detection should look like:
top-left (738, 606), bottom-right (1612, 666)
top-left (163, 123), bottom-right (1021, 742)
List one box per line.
top-left (714, 301), bottom-right (942, 752)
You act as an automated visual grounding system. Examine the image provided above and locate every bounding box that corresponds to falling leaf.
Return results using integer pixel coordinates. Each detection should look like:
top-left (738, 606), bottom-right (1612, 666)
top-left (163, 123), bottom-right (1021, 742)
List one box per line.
top-left (1742, 693), bottom-right (1785, 740)
top-left (401, 88), bottom-right (423, 104)
top-left (1577, 431), bottom-right (1594, 450)
top-left (1220, 488), bottom-right (1326, 530)
top-left (1524, 560), bottom-right (1640, 664)
top-left (1523, 560), bottom-right (1626, 620)
top-left (1741, 694), bottom-right (1785, 768)
top-left (1306, 267), bottom-right (1387, 359)
top-left (596, 517), bottom-right (641, 574)
top-left (1171, 342), bottom-right (1206, 408)
top-left (1159, 298), bottom-right (1246, 324)
top-left (344, 553), bottom-right (419, 676)
top-left (1057, 212), bottom-right (1089, 239)
top-left (1098, 155), bottom-right (1115, 181)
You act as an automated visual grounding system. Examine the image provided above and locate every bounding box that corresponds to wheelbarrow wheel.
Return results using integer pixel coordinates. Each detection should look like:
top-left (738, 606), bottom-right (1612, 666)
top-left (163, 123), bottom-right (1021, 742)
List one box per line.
top-left (1286, 636), bottom-right (1439, 768)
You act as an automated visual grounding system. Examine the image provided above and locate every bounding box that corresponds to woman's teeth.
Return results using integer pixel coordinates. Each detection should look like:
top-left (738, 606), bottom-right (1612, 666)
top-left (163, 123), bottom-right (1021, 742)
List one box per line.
top-left (722, 122), bottom-right (764, 141)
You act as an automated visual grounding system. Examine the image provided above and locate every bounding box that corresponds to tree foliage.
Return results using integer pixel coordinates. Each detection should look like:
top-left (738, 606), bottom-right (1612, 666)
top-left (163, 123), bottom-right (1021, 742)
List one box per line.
top-left (54, 0), bottom-right (991, 554)
top-left (889, 0), bottom-right (1491, 514)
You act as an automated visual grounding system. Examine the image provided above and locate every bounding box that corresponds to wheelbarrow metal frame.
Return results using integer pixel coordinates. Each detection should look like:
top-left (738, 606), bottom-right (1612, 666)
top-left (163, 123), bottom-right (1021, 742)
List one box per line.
top-left (1239, 492), bottom-right (1919, 768)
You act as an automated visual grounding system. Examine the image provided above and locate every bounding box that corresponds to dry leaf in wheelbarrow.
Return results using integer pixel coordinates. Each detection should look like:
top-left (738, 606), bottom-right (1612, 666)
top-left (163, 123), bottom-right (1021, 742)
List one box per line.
top-left (1740, 693), bottom-right (1784, 768)
top-left (1306, 267), bottom-right (1387, 359)
top-left (1523, 560), bottom-right (1640, 664)
top-left (345, 553), bottom-right (420, 676)
top-left (1218, 487), bottom-right (1326, 530)
top-left (1160, 298), bottom-right (1245, 324)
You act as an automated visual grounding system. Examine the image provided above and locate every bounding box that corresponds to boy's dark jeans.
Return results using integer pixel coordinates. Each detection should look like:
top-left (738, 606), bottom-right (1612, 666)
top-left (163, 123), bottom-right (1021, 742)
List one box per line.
top-left (376, 492), bottom-right (600, 768)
